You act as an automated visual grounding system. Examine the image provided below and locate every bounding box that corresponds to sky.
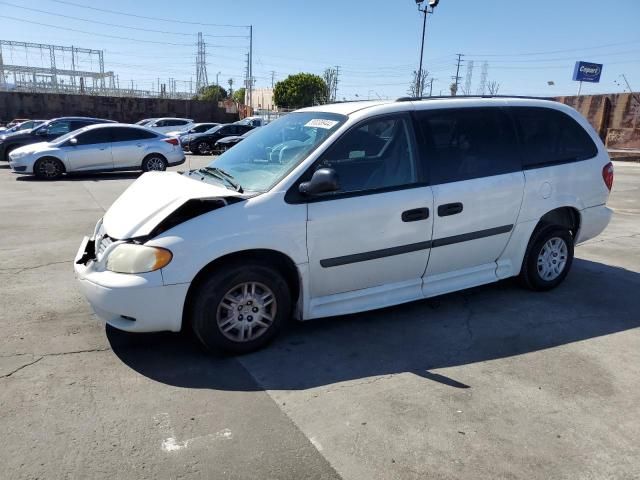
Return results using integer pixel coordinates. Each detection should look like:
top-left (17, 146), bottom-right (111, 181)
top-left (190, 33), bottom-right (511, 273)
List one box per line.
top-left (0, 0), bottom-right (639, 100)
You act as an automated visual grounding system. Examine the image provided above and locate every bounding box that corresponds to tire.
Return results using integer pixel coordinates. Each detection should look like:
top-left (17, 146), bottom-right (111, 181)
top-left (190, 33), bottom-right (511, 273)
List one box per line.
top-left (190, 262), bottom-right (291, 354)
top-left (34, 156), bottom-right (65, 180)
top-left (142, 154), bottom-right (167, 172)
top-left (4, 144), bottom-right (18, 162)
top-left (194, 141), bottom-right (211, 156)
top-left (520, 225), bottom-right (574, 291)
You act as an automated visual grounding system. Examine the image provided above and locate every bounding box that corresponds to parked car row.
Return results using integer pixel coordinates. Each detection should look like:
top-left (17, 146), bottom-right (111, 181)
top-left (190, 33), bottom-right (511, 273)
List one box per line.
top-left (0, 119), bottom-right (46, 135)
top-left (1, 114), bottom-right (264, 179)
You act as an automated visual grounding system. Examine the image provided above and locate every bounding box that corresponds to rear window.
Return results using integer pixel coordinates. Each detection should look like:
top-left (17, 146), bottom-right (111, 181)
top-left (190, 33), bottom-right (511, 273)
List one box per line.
top-left (511, 107), bottom-right (598, 168)
top-left (414, 107), bottom-right (520, 185)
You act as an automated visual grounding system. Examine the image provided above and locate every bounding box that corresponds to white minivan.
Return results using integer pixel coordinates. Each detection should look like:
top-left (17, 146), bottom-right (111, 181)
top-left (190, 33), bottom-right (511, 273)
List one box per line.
top-left (75, 97), bottom-right (613, 353)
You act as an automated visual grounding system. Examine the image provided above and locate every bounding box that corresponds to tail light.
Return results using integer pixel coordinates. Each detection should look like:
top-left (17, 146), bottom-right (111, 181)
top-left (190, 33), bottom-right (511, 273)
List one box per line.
top-left (164, 137), bottom-right (179, 146)
top-left (602, 162), bottom-right (614, 191)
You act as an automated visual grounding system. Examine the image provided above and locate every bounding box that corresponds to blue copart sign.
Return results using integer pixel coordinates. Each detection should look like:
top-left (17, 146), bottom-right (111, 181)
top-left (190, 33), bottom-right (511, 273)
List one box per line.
top-left (573, 61), bottom-right (603, 83)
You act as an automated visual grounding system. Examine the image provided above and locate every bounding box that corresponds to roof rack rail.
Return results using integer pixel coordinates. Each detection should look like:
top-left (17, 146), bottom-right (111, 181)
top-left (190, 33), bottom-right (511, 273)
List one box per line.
top-left (396, 95), bottom-right (555, 102)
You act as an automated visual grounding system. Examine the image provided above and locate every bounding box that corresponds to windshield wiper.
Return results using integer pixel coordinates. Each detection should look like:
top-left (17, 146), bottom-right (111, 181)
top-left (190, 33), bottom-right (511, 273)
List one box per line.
top-left (200, 167), bottom-right (243, 193)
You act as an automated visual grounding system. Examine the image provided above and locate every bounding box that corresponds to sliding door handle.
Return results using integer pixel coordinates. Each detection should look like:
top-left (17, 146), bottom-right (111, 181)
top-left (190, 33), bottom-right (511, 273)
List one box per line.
top-left (438, 202), bottom-right (464, 217)
top-left (402, 208), bottom-right (430, 222)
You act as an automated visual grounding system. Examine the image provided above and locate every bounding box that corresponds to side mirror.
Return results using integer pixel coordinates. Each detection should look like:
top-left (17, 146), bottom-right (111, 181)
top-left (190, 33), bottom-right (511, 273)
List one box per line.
top-left (68, 137), bottom-right (78, 146)
top-left (36, 128), bottom-right (48, 136)
top-left (299, 168), bottom-right (339, 196)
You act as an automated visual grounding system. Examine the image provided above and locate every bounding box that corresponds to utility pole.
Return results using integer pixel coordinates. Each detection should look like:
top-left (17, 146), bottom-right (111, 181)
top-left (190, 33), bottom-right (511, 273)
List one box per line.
top-left (248, 25), bottom-right (253, 109)
top-left (429, 77), bottom-right (434, 96)
top-left (414, 0), bottom-right (440, 98)
top-left (334, 65), bottom-right (340, 102)
top-left (271, 70), bottom-right (275, 89)
top-left (452, 53), bottom-right (464, 96)
top-left (620, 74), bottom-right (640, 104)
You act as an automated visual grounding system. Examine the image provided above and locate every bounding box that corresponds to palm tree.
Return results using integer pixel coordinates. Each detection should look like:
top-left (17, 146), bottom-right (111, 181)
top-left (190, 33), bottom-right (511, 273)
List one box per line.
top-left (228, 78), bottom-right (234, 96)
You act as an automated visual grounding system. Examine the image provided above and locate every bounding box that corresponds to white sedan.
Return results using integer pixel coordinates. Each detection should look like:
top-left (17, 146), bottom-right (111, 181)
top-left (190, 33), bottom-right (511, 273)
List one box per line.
top-left (9, 124), bottom-right (185, 179)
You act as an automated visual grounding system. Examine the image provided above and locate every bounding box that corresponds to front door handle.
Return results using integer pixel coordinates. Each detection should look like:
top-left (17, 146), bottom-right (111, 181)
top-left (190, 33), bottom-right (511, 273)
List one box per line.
top-left (402, 208), bottom-right (430, 222)
top-left (438, 202), bottom-right (464, 217)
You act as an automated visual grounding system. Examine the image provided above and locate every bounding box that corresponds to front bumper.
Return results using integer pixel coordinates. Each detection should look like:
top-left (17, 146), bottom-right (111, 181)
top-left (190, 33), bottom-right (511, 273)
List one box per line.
top-left (74, 235), bottom-right (189, 333)
top-left (9, 157), bottom-right (33, 173)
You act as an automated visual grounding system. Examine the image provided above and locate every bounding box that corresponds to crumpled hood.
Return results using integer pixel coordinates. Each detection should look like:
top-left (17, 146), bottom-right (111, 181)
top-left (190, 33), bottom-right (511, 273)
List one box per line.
top-left (103, 171), bottom-right (241, 239)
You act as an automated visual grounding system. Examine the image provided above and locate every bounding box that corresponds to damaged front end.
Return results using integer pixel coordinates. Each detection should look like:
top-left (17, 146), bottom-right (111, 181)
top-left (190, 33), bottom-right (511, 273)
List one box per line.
top-left (76, 196), bottom-right (242, 267)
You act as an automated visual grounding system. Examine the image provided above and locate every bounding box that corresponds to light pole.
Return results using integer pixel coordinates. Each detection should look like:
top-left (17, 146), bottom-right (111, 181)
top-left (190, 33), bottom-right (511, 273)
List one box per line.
top-left (414, 0), bottom-right (440, 98)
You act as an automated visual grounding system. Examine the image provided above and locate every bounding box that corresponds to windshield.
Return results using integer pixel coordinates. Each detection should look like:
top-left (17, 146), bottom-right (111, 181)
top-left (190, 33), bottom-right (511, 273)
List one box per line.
top-left (204, 112), bottom-right (346, 192)
top-left (204, 125), bottom-right (224, 134)
top-left (31, 121), bottom-right (52, 134)
top-left (136, 119), bottom-right (153, 126)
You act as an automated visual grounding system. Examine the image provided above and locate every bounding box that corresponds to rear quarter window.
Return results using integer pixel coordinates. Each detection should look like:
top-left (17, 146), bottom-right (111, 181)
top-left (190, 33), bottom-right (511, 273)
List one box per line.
top-left (511, 107), bottom-right (598, 169)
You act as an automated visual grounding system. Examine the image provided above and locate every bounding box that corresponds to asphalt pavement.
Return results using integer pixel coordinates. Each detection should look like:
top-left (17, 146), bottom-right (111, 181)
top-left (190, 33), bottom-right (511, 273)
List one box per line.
top-left (0, 158), bottom-right (638, 480)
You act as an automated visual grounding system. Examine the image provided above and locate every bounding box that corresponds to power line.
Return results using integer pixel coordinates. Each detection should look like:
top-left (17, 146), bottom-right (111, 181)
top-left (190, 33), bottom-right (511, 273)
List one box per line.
top-left (0, 1), bottom-right (246, 38)
top-left (0, 14), bottom-right (248, 49)
top-left (47, 0), bottom-right (250, 28)
top-left (0, 15), bottom-right (193, 46)
top-left (466, 39), bottom-right (640, 57)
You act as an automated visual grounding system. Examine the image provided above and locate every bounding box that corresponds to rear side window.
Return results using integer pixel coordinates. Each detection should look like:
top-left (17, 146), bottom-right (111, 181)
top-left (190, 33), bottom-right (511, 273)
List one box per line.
top-left (75, 128), bottom-right (112, 145)
top-left (414, 107), bottom-right (519, 185)
top-left (511, 107), bottom-right (598, 168)
top-left (112, 128), bottom-right (157, 142)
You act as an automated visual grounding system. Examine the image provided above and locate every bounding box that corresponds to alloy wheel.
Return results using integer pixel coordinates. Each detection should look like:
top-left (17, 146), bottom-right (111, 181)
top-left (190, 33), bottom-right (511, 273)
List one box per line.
top-left (216, 282), bottom-right (277, 343)
top-left (536, 237), bottom-right (568, 281)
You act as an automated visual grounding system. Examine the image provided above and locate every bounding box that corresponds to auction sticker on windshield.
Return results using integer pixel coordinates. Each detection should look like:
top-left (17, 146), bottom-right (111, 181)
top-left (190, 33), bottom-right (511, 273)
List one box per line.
top-left (304, 119), bottom-right (339, 129)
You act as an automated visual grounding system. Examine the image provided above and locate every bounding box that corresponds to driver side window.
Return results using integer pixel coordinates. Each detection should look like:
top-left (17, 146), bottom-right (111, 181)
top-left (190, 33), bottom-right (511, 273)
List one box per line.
top-left (317, 115), bottom-right (418, 194)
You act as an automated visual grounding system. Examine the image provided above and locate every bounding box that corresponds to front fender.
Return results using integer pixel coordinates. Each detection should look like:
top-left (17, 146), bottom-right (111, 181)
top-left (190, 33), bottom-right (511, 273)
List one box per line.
top-left (148, 191), bottom-right (308, 286)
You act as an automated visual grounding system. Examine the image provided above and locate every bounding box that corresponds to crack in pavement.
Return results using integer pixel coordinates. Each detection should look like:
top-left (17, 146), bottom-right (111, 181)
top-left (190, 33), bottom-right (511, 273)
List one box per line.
top-left (0, 260), bottom-right (71, 275)
top-left (0, 357), bottom-right (42, 378)
top-left (0, 347), bottom-right (112, 379)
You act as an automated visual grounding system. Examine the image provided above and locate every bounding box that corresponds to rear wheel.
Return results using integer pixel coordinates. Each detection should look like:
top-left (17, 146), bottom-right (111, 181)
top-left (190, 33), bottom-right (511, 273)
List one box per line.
top-left (520, 225), bottom-right (574, 291)
top-left (34, 157), bottom-right (64, 180)
top-left (142, 154), bottom-right (167, 172)
top-left (4, 144), bottom-right (18, 162)
top-left (190, 262), bottom-right (291, 354)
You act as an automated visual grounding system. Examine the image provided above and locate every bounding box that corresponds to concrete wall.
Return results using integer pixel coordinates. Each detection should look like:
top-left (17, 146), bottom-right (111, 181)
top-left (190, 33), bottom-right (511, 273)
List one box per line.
top-left (556, 92), bottom-right (640, 149)
top-left (0, 91), bottom-right (239, 124)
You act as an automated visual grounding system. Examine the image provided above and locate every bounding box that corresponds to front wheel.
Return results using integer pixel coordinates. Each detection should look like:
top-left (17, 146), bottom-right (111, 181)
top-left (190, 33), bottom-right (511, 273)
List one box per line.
top-left (190, 263), bottom-right (291, 354)
top-left (34, 157), bottom-right (64, 180)
top-left (195, 141), bottom-right (211, 156)
top-left (520, 226), bottom-right (574, 291)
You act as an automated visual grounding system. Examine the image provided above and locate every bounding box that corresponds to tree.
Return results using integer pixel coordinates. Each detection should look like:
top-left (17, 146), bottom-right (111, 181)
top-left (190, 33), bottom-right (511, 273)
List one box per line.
top-left (196, 84), bottom-right (227, 101)
top-left (322, 67), bottom-right (338, 104)
top-left (487, 81), bottom-right (501, 95)
top-left (407, 69), bottom-right (429, 98)
top-left (227, 78), bottom-right (234, 96)
top-left (449, 82), bottom-right (458, 96)
top-left (273, 73), bottom-right (328, 109)
top-left (233, 87), bottom-right (246, 104)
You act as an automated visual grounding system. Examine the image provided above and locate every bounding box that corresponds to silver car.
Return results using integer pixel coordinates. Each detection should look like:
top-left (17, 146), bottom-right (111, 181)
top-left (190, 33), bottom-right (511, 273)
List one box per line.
top-left (8, 124), bottom-right (185, 179)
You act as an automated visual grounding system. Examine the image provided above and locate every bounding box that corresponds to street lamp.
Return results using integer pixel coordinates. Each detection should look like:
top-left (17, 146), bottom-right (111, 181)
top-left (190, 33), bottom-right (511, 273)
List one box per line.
top-left (414, 0), bottom-right (440, 98)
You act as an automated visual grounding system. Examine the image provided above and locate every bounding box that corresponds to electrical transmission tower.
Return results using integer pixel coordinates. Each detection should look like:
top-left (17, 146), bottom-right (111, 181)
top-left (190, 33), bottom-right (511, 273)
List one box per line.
top-left (463, 60), bottom-right (474, 95)
top-left (195, 32), bottom-right (208, 93)
top-left (477, 61), bottom-right (489, 95)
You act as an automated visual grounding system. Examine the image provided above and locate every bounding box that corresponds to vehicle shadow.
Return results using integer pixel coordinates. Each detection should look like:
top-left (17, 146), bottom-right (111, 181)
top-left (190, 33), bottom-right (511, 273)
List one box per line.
top-left (107, 258), bottom-right (640, 391)
top-left (16, 171), bottom-right (142, 182)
